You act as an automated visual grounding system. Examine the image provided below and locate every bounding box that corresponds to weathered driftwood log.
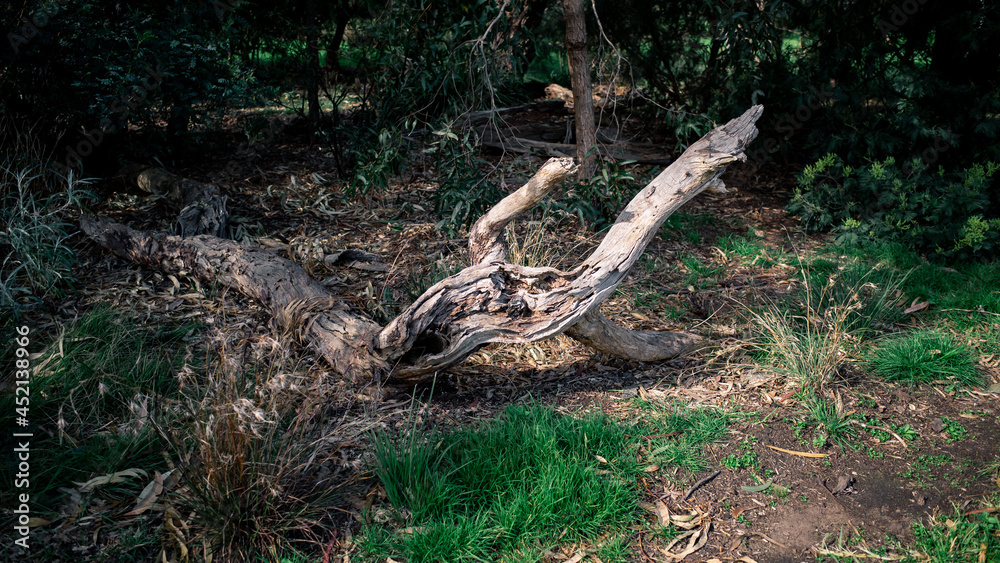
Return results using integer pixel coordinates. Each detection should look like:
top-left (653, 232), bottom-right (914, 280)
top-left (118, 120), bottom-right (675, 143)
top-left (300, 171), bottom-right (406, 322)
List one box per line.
top-left (83, 105), bottom-right (762, 384)
top-left (127, 166), bottom-right (229, 238)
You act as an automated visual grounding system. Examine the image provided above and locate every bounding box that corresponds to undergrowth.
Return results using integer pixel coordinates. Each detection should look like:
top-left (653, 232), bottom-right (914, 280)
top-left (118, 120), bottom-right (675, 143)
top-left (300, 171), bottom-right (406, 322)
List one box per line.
top-left (362, 401), bottom-right (729, 562)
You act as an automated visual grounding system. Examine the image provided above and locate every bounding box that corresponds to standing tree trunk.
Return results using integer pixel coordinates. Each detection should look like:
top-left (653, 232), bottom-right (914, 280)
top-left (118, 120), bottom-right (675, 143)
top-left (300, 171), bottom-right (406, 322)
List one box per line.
top-left (306, 0), bottom-right (321, 137)
top-left (561, 0), bottom-right (597, 180)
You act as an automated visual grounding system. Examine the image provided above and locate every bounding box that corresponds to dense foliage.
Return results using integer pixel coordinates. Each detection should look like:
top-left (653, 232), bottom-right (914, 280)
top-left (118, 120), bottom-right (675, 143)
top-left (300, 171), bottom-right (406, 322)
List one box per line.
top-left (2, 0), bottom-right (998, 256)
top-left (790, 154), bottom-right (1000, 259)
top-left (1, 0), bottom-right (253, 173)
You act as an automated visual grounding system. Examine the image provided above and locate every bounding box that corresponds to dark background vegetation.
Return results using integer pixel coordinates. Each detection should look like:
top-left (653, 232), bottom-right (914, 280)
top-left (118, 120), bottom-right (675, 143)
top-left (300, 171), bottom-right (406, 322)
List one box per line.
top-left (3, 0), bottom-right (998, 279)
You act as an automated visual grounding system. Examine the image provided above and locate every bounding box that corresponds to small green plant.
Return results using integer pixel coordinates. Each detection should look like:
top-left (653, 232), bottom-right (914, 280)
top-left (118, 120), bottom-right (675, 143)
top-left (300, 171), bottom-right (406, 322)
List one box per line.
top-left (723, 451), bottom-right (759, 470)
top-left (940, 417), bottom-right (969, 443)
top-left (866, 329), bottom-right (981, 388)
top-left (723, 440), bottom-right (759, 470)
top-left (901, 454), bottom-right (953, 485)
top-left (346, 126), bottom-right (407, 200)
top-left (801, 393), bottom-right (855, 450)
top-left (862, 445), bottom-right (884, 460)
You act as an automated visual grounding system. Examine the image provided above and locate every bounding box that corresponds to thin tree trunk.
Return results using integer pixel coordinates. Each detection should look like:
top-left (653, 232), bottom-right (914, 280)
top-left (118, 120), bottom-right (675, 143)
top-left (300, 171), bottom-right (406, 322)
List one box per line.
top-left (327, 0), bottom-right (353, 73)
top-left (306, 0), bottom-right (321, 137)
top-left (561, 0), bottom-right (596, 180)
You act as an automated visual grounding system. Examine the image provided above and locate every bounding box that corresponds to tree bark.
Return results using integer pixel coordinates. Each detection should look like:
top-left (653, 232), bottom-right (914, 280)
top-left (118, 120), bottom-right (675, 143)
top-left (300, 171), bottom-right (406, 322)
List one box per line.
top-left (83, 106), bottom-right (763, 385)
top-left (561, 0), bottom-right (597, 180)
top-left (127, 166), bottom-right (228, 238)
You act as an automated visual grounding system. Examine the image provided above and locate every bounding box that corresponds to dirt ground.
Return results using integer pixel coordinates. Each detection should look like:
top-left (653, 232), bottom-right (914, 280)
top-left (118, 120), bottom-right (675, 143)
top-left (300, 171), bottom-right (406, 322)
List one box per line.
top-left (54, 107), bottom-right (1000, 562)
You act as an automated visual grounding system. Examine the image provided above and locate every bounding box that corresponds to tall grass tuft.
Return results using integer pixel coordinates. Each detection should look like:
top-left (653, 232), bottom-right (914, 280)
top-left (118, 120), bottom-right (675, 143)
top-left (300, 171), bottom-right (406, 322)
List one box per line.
top-left (749, 305), bottom-right (847, 391)
top-left (166, 340), bottom-right (347, 561)
top-left (751, 259), bottom-right (906, 392)
top-left (1, 165), bottom-right (95, 314)
top-left (865, 329), bottom-right (981, 388)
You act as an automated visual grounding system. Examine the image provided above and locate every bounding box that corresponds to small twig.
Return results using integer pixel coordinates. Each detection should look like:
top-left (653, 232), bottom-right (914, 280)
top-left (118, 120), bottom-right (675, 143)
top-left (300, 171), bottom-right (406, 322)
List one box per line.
top-left (637, 532), bottom-right (656, 563)
top-left (751, 531), bottom-right (789, 549)
top-left (850, 420), bottom-right (909, 449)
top-left (683, 470), bottom-right (721, 501)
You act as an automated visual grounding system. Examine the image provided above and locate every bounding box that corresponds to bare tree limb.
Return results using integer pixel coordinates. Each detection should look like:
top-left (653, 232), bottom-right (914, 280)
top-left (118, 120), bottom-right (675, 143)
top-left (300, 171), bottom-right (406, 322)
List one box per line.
top-left (83, 106), bottom-right (763, 384)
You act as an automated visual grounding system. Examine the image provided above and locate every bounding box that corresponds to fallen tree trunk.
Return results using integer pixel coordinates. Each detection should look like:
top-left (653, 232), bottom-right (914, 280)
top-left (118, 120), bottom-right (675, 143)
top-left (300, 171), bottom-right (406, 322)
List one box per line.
top-left (126, 166), bottom-right (229, 237)
top-left (83, 105), bottom-right (762, 384)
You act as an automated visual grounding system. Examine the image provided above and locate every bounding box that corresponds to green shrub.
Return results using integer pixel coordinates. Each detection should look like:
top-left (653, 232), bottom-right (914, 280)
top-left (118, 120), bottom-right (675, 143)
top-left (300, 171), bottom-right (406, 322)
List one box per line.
top-left (548, 161), bottom-right (644, 231)
top-left (429, 127), bottom-right (498, 236)
top-left (788, 154), bottom-right (1000, 259)
top-left (1, 166), bottom-right (95, 313)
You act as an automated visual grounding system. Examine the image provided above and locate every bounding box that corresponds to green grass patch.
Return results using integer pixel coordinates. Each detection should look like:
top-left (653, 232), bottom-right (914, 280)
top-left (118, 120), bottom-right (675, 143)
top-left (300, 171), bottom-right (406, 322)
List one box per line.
top-left (364, 402), bottom-right (729, 562)
top-left (822, 240), bottom-right (1000, 351)
top-left (717, 231), bottom-right (763, 260)
top-left (680, 253), bottom-right (723, 288)
top-left (661, 211), bottom-right (716, 245)
top-left (0, 305), bottom-right (199, 512)
top-left (908, 499), bottom-right (1000, 562)
top-left (865, 329), bottom-right (981, 388)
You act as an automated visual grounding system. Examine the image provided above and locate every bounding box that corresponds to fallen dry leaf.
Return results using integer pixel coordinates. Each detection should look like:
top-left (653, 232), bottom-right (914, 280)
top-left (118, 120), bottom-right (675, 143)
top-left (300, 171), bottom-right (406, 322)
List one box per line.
top-left (765, 445), bottom-right (828, 458)
top-left (124, 470), bottom-right (167, 516)
top-left (654, 499), bottom-right (671, 526)
top-left (74, 468), bottom-right (147, 492)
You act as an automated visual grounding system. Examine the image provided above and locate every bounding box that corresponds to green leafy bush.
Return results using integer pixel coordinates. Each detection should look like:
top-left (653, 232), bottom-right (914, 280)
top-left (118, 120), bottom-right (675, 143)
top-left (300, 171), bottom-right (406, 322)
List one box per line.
top-left (1, 0), bottom-right (258, 172)
top-left (546, 161), bottom-right (644, 232)
top-left (788, 154), bottom-right (1000, 259)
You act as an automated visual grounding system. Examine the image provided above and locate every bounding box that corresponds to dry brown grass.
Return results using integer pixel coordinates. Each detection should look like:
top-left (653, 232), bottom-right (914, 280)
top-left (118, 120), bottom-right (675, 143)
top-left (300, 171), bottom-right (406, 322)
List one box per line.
top-left (161, 335), bottom-right (354, 562)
